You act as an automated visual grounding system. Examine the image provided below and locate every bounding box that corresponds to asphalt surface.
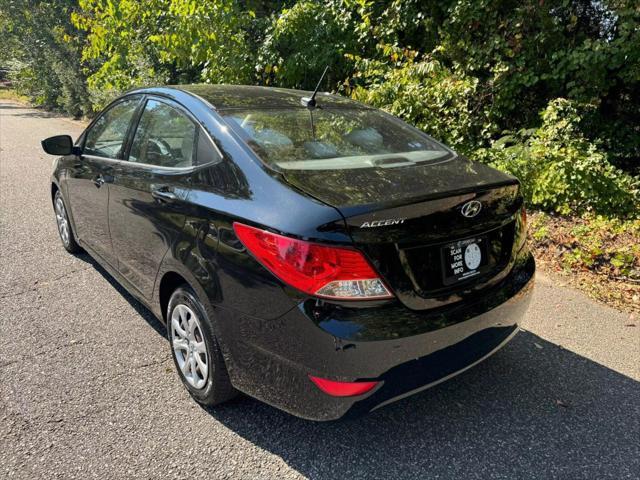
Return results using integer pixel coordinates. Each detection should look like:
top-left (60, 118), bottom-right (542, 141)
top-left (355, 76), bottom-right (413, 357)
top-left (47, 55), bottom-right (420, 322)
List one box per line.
top-left (1, 100), bottom-right (639, 479)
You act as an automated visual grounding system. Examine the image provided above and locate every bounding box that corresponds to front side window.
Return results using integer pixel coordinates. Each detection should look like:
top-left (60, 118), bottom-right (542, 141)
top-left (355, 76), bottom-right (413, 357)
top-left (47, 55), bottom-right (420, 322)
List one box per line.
top-left (221, 107), bottom-right (452, 171)
top-left (128, 100), bottom-right (197, 168)
top-left (84, 97), bottom-right (141, 159)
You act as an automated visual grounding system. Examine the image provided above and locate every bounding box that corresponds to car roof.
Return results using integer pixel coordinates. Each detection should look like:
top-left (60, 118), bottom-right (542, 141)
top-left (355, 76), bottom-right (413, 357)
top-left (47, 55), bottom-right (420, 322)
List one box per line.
top-left (146, 84), bottom-right (373, 111)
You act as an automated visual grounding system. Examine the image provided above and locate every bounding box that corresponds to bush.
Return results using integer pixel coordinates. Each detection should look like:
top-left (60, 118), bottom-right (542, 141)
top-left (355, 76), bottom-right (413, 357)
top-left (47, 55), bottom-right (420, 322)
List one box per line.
top-left (349, 48), bottom-right (484, 155)
top-left (73, 0), bottom-right (253, 109)
top-left (257, 1), bottom-right (357, 90)
top-left (476, 99), bottom-right (640, 217)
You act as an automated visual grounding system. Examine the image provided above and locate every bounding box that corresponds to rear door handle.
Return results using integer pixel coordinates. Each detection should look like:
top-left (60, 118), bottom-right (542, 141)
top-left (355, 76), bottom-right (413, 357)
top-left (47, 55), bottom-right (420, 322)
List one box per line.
top-left (151, 185), bottom-right (178, 202)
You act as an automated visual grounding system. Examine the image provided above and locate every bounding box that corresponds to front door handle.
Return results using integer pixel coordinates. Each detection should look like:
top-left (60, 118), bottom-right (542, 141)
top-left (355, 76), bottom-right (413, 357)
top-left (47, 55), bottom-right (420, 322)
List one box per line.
top-left (151, 185), bottom-right (178, 202)
top-left (93, 175), bottom-right (105, 188)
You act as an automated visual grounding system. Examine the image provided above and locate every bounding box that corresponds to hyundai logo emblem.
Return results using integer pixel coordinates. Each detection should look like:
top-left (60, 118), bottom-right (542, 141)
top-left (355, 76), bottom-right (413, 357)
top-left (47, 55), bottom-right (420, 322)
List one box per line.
top-left (461, 200), bottom-right (482, 218)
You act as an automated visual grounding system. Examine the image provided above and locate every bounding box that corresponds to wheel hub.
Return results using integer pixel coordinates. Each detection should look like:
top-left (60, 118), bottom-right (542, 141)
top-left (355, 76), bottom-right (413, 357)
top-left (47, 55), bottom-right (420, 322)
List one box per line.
top-left (170, 304), bottom-right (208, 390)
top-left (55, 196), bottom-right (70, 246)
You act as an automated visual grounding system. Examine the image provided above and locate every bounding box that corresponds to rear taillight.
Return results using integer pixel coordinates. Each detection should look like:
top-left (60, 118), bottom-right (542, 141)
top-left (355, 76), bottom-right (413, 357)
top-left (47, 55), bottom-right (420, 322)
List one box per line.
top-left (520, 206), bottom-right (527, 230)
top-left (233, 222), bottom-right (393, 300)
top-left (308, 375), bottom-right (379, 397)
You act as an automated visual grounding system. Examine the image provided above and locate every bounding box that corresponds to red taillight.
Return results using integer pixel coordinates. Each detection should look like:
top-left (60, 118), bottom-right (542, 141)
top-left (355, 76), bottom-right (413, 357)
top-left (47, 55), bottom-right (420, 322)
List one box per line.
top-left (521, 206), bottom-right (527, 229)
top-left (233, 222), bottom-right (393, 300)
top-left (308, 375), bottom-right (379, 397)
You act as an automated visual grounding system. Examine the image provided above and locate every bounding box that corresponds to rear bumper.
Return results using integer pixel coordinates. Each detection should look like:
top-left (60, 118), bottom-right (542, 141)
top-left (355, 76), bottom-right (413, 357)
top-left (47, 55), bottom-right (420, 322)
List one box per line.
top-left (215, 250), bottom-right (535, 420)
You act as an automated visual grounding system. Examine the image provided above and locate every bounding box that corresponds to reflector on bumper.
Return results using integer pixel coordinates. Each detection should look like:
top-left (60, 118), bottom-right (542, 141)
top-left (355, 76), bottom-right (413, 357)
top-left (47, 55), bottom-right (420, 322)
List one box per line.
top-left (308, 375), bottom-right (379, 397)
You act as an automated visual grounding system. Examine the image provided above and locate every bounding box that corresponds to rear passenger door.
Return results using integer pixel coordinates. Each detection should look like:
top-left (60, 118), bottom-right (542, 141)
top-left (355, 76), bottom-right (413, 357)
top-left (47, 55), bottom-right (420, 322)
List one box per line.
top-left (108, 97), bottom-right (218, 298)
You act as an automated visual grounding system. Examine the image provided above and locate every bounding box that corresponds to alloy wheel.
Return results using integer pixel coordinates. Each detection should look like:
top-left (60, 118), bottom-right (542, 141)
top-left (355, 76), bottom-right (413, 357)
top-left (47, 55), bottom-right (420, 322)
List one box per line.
top-left (170, 304), bottom-right (209, 390)
top-left (55, 195), bottom-right (70, 246)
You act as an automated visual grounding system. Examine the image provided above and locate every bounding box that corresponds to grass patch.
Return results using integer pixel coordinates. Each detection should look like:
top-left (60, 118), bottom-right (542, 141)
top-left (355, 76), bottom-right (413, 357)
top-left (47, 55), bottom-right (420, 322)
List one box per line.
top-left (0, 86), bottom-right (29, 103)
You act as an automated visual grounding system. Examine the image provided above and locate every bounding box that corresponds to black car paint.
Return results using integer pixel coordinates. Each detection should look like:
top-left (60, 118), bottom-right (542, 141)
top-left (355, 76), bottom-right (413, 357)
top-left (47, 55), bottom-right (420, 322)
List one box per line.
top-left (49, 85), bottom-right (534, 420)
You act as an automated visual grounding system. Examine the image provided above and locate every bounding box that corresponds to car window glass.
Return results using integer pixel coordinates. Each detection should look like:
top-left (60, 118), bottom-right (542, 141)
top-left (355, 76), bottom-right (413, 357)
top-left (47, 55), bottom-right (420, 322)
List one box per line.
top-left (221, 108), bottom-right (451, 171)
top-left (196, 129), bottom-right (222, 166)
top-left (84, 97), bottom-right (140, 159)
top-left (129, 100), bottom-right (196, 168)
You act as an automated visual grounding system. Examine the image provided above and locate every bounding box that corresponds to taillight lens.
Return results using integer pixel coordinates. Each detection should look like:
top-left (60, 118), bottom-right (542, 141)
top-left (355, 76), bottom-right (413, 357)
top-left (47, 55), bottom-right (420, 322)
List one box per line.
top-left (233, 222), bottom-right (393, 300)
top-left (308, 375), bottom-right (379, 397)
top-left (521, 206), bottom-right (527, 230)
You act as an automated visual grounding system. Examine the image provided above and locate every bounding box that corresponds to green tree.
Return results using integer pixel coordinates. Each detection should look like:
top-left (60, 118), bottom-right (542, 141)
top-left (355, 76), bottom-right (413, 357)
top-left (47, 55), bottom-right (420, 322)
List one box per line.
top-left (349, 46), bottom-right (482, 154)
top-left (72, 0), bottom-right (254, 107)
top-left (1, 0), bottom-right (638, 217)
top-left (317, 0), bottom-right (639, 171)
top-left (256, 1), bottom-right (358, 90)
top-left (0, 0), bottom-right (91, 116)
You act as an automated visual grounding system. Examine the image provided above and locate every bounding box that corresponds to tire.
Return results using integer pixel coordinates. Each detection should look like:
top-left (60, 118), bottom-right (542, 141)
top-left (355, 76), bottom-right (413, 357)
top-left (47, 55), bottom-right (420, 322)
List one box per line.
top-left (167, 285), bottom-right (237, 406)
top-left (53, 190), bottom-right (82, 254)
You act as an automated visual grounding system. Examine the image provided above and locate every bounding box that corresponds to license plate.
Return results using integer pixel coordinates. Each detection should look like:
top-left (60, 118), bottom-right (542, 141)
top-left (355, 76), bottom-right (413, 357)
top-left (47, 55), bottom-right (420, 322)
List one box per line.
top-left (441, 237), bottom-right (488, 286)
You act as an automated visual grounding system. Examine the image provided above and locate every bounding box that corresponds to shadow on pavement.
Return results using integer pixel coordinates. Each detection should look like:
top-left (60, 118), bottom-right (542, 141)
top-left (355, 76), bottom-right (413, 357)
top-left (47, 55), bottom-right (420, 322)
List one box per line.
top-left (206, 332), bottom-right (639, 479)
top-left (0, 102), bottom-right (83, 120)
top-left (73, 252), bottom-right (167, 337)
top-left (79, 250), bottom-right (639, 478)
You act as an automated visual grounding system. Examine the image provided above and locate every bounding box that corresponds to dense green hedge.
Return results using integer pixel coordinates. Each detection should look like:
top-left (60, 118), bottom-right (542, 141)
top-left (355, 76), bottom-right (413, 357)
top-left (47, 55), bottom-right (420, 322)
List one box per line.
top-left (476, 99), bottom-right (640, 217)
top-left (1, 0), bottom-right (638, 217)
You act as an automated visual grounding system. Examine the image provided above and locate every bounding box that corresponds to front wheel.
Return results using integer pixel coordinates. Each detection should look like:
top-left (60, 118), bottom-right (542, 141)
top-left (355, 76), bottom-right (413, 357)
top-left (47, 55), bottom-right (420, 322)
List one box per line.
top-left (53, 190), bottom-right (82, 253)
top-left (167, 285), bottom-right (237, 406)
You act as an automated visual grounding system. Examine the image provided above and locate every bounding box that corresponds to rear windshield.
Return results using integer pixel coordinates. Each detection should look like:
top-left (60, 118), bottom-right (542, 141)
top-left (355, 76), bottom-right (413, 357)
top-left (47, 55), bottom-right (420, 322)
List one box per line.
top-left (220, 108), bottom-right (453, 171)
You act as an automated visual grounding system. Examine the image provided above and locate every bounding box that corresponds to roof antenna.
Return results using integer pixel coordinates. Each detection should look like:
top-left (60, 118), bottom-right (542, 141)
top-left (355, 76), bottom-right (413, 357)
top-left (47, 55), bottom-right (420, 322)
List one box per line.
top-left (301, 65), bottom-right (329, 109)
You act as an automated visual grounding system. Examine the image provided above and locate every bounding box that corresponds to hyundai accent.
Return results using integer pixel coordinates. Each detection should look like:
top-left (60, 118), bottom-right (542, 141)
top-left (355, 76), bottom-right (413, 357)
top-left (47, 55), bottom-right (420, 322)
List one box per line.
top-left (41, 85), bottom-right (534, 420)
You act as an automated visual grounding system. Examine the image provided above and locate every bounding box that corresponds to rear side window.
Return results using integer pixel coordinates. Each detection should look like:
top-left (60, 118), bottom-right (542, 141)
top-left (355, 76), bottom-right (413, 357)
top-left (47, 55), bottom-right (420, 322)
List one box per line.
top-left (84, 97), bottom-right (141, 159)
top-left (128, 100), bottom-right (197, 168)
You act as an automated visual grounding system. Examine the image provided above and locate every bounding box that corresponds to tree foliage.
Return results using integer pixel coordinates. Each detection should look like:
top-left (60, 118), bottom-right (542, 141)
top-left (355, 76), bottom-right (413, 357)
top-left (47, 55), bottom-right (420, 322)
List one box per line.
top-left (256, 1), bottom-right (357, 90)
top-left (71, 0), bottom-right (253, 107)
top-left (0, 0), bottom-right (90, 116)
top-left (350, 48), bottom-right (481, 154)
top-left (477, 99), bottom-right (640, 216)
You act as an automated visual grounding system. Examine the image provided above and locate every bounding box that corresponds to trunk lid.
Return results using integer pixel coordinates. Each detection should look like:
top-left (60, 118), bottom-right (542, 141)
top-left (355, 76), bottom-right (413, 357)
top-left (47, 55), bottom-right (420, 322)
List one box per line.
top-left (283, 156), bottom-right (524, 310)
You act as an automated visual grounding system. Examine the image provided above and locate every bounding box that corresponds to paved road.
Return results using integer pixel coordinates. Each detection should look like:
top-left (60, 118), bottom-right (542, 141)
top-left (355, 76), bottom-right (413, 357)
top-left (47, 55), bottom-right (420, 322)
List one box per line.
top-left (1, 100), bottom-right (639, 479)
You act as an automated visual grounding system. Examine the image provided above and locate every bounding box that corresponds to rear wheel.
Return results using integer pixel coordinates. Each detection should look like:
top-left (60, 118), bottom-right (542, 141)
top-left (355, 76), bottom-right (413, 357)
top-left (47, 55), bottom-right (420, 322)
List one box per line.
top-left (167, 285), bottom-right (237, 406)
top-left (53, 190), bottom-right (81, 253)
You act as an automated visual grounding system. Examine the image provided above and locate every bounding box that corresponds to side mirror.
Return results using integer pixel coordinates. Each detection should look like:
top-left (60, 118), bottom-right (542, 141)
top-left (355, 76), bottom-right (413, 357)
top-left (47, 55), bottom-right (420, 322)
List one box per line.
top-left (41, 135), bottom-right (75, 156)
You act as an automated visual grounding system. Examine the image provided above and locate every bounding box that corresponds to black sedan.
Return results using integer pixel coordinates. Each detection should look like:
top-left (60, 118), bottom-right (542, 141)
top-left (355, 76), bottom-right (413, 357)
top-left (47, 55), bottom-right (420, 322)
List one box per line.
top-left (42, 85), bottom-right (534, 420)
